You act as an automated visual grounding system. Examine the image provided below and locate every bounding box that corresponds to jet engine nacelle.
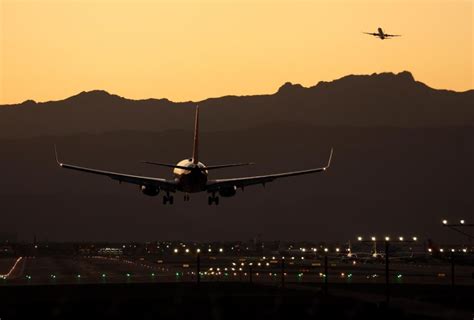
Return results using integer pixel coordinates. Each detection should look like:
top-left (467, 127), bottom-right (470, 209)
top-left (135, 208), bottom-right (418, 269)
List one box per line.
top-left (218, 186), bottom-right (237, 197)
top-left (141, 185), bottom-right (160, 197)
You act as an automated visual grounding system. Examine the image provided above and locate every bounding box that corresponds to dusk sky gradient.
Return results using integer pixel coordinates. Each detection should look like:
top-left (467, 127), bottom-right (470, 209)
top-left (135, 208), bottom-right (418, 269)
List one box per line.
top-left (1, 0), bottom-right (472, 104)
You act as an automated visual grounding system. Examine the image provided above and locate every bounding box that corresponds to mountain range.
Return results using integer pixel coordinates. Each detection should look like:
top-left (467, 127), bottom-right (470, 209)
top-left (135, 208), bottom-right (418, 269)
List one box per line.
top-left (0, 71), bottom-right (472, 242)
top-left (1, 71), bottom-right (472, 139)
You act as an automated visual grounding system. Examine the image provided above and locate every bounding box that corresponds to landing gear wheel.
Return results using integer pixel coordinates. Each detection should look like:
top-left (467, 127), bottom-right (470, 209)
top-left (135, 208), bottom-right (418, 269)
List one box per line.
top-left (208, 196), bottom-right (220, 205)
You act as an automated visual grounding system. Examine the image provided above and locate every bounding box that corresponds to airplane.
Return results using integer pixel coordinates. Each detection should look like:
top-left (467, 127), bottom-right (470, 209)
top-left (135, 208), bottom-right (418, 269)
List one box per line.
top-left (55, 106), bottom-right (333, 205)
top-left (363, 27), bottom-right (401, 40)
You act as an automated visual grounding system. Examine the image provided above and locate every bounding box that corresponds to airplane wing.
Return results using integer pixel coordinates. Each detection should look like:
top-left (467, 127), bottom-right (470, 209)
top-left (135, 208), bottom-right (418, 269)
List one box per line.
top-left (55, 147), bottom-right (177, 192)
top-left (385, 34), bottom-right (401, 37)
top-left (206, 149), bottom-right (333, 192)
top-left (363, 32), bottom-right (379, 36)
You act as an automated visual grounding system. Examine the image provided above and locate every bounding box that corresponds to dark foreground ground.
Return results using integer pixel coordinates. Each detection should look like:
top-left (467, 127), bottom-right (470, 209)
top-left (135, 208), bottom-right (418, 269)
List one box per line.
top-left (1, 282), bottom-right (472, 320)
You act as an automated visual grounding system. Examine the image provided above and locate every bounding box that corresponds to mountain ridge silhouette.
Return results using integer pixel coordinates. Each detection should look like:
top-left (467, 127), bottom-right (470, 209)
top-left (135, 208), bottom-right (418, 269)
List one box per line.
top-left (0, 71), bottom-right (472, 138)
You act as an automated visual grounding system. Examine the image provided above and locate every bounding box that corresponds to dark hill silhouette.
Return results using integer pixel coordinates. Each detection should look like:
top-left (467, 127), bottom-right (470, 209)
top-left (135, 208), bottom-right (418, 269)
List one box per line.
top-left (0, 71), bottom-right (472, 138)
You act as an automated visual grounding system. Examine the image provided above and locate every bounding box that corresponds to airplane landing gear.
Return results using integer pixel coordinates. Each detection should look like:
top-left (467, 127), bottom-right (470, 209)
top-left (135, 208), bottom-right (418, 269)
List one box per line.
top-left (208, 195), bottom-right (219, 205)
top-left (163, 193), bottom-right (174, 205)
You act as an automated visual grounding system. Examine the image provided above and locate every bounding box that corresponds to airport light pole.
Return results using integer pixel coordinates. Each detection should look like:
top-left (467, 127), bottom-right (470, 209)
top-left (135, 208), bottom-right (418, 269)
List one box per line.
top-left (357, 235), bottom-right (418, 305)
top-left (281, 257), bottom-right (285, 288)
top-left (323, 251), bottom-right (328, 295)
top-left (196, 250), bottom-right (201, 286)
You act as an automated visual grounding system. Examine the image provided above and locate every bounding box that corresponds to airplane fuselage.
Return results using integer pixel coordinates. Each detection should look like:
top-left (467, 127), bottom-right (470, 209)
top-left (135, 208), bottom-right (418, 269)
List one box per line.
top-left (173, 159), bottom-right (208, 193)
top-left (378, 27), bottom-right (385, 39)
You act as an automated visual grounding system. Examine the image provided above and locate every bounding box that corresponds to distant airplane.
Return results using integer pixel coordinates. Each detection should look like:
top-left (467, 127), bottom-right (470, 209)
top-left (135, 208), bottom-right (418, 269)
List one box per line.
top-left (363, 27), bottom-right (401, 40)
top-left (55, 106), bottom-right (332, 205)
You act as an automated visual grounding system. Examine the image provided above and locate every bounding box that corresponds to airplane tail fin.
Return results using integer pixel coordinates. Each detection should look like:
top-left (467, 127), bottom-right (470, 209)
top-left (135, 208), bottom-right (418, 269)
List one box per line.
top-left (192, 105), bottom-right (199, 164)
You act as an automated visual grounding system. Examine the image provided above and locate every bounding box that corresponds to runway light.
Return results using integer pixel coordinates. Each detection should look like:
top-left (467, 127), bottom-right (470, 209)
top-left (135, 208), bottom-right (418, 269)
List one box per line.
top-left (451, 249), bottom-right (455, 252)
top-left (442, 219), bottom-right (448, 225)
top-left (76, 274), bottom-right (81, 279)
top-left (219, 248), bottom-right (223, 253)
top-left (102, 273), bottom-right (106, 278)
top-left (324, 248), bottom-right (328, 252)
top-left (371, 236), bottom-right (376, 241)
top-left (185, 248), bottom-right (190, 253)
top-left (399, 237), bottom-right (404, 241)
top-left (440, 248), bottom-right (444, 252)
top-left (462, 248), bottom-right (467, 253)
top-left (357, 236), bottom-right (363, 241)
top-left (173, 248), bottom-right (178, 253)
top-left (385, 236), bottom-right (390, 241)
top-left (126, 273), bottom-right (131, 277)
top-left (347, 273), bottom-right (353, 278)
top-left (196, 249), bottom-right (201, 253)
top-left (460, 219), bottom-right (465, 224)
top-left (397, 274), bottom-right (403, 279)
top-left (428, 248), bottom-right (432, 252)
top-left (208, 248), bottom-right (212, 252)
top-left (336, 248), bottom-right (340, 252)
top-left (151, 273), bottom-right (155, 277)
top-left (412, 236), bottom-right (418, 241)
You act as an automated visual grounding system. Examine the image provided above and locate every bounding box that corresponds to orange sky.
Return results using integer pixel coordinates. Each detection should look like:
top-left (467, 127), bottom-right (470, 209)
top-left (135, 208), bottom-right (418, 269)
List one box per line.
top-left (0, 0), bottom-right (472, 104)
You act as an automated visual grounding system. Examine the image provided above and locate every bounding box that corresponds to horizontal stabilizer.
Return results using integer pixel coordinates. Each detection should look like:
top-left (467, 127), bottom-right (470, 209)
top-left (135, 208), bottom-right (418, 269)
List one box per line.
top-left (205, 163), bottom-right (255, 170)
top-left (141, 161), bottom-right (191, 170)
top-left (141, 161), bottom-right (254, 171)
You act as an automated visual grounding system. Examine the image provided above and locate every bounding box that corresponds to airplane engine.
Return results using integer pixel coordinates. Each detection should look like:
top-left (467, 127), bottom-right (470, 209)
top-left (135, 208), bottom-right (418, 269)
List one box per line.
top-left (218, 186), bottom-right (237, 197)
top-left (141, 185), bottom-right (160, 197)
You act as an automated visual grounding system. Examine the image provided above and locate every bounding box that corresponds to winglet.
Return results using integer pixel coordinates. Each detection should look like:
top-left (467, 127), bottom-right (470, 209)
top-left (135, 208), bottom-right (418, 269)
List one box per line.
top-left (324, 148), bottom-right (334, 170)
top-left (54, 144), bottom-right (62, 166)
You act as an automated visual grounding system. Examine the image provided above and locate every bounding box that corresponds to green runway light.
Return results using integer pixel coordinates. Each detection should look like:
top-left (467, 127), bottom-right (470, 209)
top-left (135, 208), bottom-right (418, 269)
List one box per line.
top-left (151, 273), bottom-right (155, 277)
top-left (175, 272), bottom-right (179, 276)
top-left (102, 273), bottom-right (107, 278)
top-left (347, 273), bottom-right (353, 278)
top-left (397, 274), bottom-right (403, 278)
top-left (126, 273), bottom-right (131, 277)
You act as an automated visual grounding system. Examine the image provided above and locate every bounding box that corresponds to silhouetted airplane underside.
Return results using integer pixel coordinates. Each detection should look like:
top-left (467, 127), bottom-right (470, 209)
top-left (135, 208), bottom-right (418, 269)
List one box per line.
top-left (364, 27), bottom-right (401, 40)
top-left (55, 107), bottom-right (332, 205)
